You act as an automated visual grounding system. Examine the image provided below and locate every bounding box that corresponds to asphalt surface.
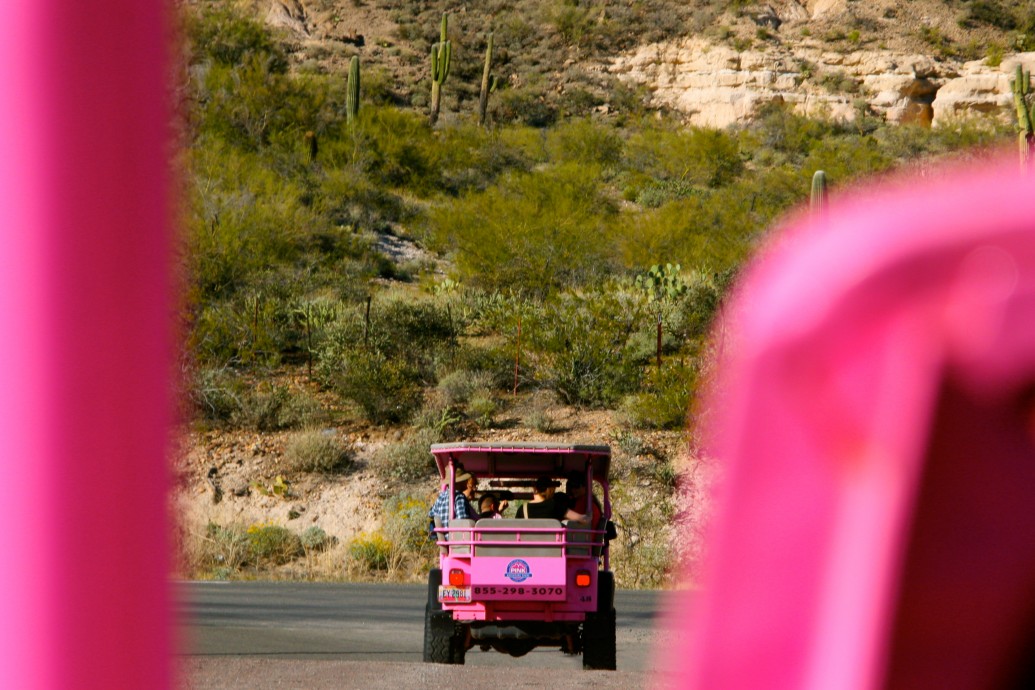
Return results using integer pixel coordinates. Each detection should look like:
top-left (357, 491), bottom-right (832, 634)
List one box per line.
top-left (177, 581), bottom-right (681, 688)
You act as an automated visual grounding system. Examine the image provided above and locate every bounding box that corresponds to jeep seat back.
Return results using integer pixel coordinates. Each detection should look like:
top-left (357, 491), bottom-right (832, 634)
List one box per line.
top-left (447, 519), bottom-right (476, 555)
top-left (474, 518), bottom-right (562, 557)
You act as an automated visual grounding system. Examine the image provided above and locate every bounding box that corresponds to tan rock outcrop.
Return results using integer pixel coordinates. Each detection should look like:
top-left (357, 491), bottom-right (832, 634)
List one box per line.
top-left (611, 37), bottom-right (1034, 129)
top-left (265, 0), bottom-right (309, 36)
top-left (932, 53), bottom-right (1035, 125)
top-left (806, 0), bottom-right (847, 19)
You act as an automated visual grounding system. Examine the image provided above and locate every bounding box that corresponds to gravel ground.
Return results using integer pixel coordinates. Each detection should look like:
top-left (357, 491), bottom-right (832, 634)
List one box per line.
top-left (179, 658), bottom-right (680, 689)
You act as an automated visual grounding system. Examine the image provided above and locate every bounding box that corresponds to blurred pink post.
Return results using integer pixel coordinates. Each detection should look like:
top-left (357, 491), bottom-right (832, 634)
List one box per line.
top-left (667, 160), bottom-right (1035, 689)
top-left (0, 2), bottom-right (173, 688)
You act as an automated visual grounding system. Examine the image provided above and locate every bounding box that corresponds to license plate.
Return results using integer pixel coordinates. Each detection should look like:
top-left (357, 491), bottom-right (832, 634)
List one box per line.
top-left (438, 585), bottom-right (471, 604)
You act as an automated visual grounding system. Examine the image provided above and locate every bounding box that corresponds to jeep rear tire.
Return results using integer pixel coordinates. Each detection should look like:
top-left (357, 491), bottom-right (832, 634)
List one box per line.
top-left (581, 608), bottom-right (616, 670)
top-left (423, 609), bottom-right (466, 664)
top-left (423, 570), bottom-right (466, 664)
top-left (582, 572), bottom-right (616, 670)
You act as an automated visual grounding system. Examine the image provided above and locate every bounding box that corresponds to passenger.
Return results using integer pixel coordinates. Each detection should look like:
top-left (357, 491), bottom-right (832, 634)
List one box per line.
top-left (428, 468), bottom-right (478, 533)
top-left (562, 471), bottom-right (602, 526)
top-left (478, 493), bottom-right (502, 519)
top-left (496, 490), bottom-right (514, 517)
top-left (517, 476), bottom-right (560, 519)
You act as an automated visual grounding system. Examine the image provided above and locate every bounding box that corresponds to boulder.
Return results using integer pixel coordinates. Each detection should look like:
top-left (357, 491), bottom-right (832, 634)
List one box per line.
top-left (266, 0), bottom-right (308, 36)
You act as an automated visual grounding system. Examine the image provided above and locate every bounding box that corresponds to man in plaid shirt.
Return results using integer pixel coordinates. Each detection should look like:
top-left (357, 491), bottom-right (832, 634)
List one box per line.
top-left (429, 468), bottom-right (477, 534)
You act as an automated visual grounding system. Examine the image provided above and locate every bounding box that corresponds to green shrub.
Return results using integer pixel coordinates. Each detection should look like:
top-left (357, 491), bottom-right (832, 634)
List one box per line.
top-left (626, 126), bottom-right (744, 188)
top-left (185, 144), bottom-right (329, 302)
top-left (199, 522), bottom-right (249, 577)
top-left (426, 164), bottom-right (618, 295)
top-left (635, 179), bottom-right (701, 208)
top-left (547, 2), bottom-right (593, 47)
top-left (357, 107), bottom-right (442, 192)
top-left (917, 26), bottom-right (957, 58)
top-left (966, 1), bottom-right (1018, 30)
top-left (611, 487), bottom-right (673, 588)
top-left (284, 430), bottom-right (354, 473)
top-left (525, 407), bottom-right (557, 433)
top-left (350, 494), bottom-right (437, 577)
top-left (616, 190), bottom-right (756, 274)
top-left (315, 165), bottom-right (412, 230)
top-left (467, 391), bottom-right (498, 428)
top-left (236, 384), bottom-right (325, 431)
top-left (445, 341), bottom-right (515, 390)
top-left (436, 369), bottom-right (496, 406)
top-left (300, 526), bottom-right (333, 552)
top-left (493, 85), bottom-right (558, 127)
top-left (246, 523), bottom-right (303, 565)
top-left (545, 118), bottom-right (623, 169)
top-left (375, 428), bottom-right (441, 482)
top-left (609, 429), bottom-right (645, 458)
top-left (817, 70), bottom-right (861, 95)
top-left (185, 3), bottom-right (288, 71)
top-left (985, 43), bottom-right (1005, 67)
top-left (413, 399), bottom-right (464, 437)
top-left (532, 290), bottom-right (642, 407)
top-left (621, 362), bottom-right (697, 430)
top-left (801, 135), bottom-right (891, 184)
top-left (348, 532), bottom-right (392, 571)
top-left (635, 458), bottom-right (678, 489)
top-left (744, 104), bottom-right (838, 162)
top-left (524, 390), bottom-right (559, 433)
top-left (315, 297), bottom-right (460, 425)
top-left (434, 125), bottom-right (535, 194)
top-left (383, 493), bottom-right (437, 554)
top-left (239, 384), bottom-right (293, 430)
top-left (189, 367), bottom-right (245, 424)
top-left (337, 350), bottom-right (424, 424)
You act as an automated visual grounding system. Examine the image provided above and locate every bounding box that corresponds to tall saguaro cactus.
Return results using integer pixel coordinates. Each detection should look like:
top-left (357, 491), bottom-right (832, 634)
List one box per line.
top-left (346, 55), bottom-right (361, 126)
top-left (430, 13), bottom-right (452, 125)
top-left (479, 32), bottom-right (499, 127)
top-left (1011, 63), bottom-right (1034, 173)
top-left (811, 170), bottom-right (829, 218)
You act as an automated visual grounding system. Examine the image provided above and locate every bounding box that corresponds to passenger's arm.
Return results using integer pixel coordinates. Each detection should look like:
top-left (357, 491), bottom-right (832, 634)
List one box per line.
top-left (563, 508), bottom-right (590, 523)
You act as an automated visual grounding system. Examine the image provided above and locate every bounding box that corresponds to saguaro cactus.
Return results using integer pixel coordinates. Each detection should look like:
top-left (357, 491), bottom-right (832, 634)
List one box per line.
top-left (811, 170), bottom-right (828, 218)
top-left (346, 55), bottom-right (361, 126)
top-left (479, 32), bottom-right (499, 127)
top-left (430, 13), bottom-right (452, 125)
top-left (1010, 63), bottom-right (1034, 172)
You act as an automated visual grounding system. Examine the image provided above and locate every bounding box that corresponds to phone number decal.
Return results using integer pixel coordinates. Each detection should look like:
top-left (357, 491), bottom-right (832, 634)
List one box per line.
top-left (472, 586), bottom-right (564, 597)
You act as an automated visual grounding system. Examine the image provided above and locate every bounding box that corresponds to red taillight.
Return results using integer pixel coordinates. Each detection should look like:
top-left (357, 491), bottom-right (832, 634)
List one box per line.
top-left (576, 570), bottom-right (591, 587)
top-left (449, 568), bottom-right (465, 586)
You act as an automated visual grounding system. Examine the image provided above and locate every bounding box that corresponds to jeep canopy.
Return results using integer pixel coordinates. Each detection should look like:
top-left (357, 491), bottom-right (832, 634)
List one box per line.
top-left (431, 443), bottom-right (611, 483)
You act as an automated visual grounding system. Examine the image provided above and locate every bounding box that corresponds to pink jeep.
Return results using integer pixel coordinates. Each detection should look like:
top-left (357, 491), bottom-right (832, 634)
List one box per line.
top-left (423, 443), bottom-right (616, 669)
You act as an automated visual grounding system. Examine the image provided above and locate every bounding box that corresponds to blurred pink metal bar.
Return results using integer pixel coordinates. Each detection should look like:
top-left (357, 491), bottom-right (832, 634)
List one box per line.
top-left (665, 159), bottom-right (1035, 689)
top-left (0, 2), bottom-right (173, 688)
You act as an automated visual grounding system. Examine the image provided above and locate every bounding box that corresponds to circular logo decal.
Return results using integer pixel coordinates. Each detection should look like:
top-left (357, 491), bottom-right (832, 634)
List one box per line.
top-left (505, 559), bottom-right (532, 583)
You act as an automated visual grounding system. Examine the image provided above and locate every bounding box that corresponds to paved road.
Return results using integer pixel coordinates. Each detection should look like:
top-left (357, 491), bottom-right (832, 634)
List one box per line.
top-left (177, 581), bottom-right (681, 688)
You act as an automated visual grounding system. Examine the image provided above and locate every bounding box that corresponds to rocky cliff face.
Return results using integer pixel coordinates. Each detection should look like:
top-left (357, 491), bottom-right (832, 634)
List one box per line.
top-left (610, 39), bottom-right (1035, 129)
top-left (235, 0), bottom-right (1034, 131)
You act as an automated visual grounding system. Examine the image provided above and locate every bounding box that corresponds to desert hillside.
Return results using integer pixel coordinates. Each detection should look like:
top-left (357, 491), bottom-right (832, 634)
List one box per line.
top-left (176, 0), bottom-right (1033, 587)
